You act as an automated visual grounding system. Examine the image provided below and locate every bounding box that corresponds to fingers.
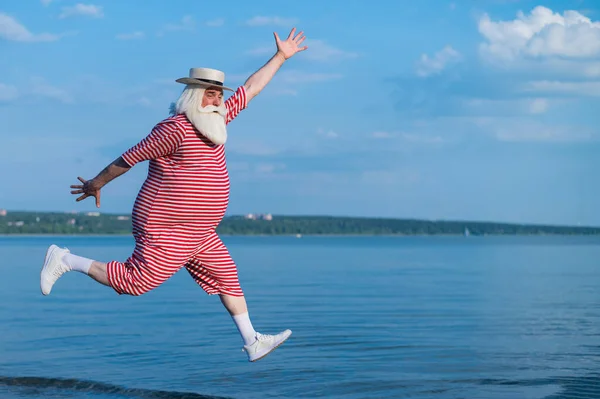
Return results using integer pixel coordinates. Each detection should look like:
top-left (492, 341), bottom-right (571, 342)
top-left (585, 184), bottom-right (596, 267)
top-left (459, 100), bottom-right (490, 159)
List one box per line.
top-left (295, 35), bottom-right (306, 45)
top-left (71, 181), bottom-right (85, 194)
top-left (96, 192), bottom-right (101, 208)
top-left (76, 193), bottom-right (89, 202)
top-left (77, 176), bottom-right (87, 183)
top-left (273, 31), bottom-right (280, 42)
top-left (287, 27), bottom-right (296, 40)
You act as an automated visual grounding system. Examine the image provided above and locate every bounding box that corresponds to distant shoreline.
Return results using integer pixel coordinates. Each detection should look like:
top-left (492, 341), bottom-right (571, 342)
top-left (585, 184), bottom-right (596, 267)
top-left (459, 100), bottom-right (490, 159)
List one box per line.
top-left (1, 233), bottom-right (599, 238)
top-left (1, 211), bottom-right (599, 236)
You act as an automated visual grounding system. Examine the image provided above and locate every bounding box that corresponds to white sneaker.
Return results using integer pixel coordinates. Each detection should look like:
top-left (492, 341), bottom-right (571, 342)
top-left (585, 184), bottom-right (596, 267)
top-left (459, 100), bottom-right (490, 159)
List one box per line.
top-left (243, 330), bottom-right (292, 362)
top-left (40, 244), bottom-right (71, 296)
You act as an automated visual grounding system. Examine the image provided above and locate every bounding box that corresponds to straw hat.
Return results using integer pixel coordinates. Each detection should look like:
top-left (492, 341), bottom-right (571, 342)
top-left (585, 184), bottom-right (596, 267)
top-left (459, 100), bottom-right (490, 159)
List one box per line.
top-left (175, 67), bottom-right (233, 91)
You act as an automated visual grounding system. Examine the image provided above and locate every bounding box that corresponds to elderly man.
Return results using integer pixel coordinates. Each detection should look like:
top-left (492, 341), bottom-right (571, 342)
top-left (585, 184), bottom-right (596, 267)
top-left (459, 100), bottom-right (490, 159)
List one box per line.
top-left (40, 28), bottom-right (307, 363)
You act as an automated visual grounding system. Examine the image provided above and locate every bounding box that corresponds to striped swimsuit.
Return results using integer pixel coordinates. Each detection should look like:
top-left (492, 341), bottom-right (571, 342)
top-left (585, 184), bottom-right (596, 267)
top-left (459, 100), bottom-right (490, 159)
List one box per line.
top-left (106, 86), bottom-right (247, 296)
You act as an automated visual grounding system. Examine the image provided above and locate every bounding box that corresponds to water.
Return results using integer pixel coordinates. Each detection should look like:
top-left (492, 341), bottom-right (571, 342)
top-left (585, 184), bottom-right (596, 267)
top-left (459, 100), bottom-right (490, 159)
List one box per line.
top-left (0, 235), bottom-right (599, 398)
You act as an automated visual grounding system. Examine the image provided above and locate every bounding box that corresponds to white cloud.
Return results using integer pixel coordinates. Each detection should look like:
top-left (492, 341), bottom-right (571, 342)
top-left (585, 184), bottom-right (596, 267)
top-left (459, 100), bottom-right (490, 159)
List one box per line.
top-left (227, 140), bottom-right (282, 156)
top-left (228, 70), bottom-right (342, 96)
top-left (370, 131), bottom-right (446, 144)
top-left (116, 31), bottom-right (144, 40)
top-left (0, 12), bottom-right (61, 42)
top-left (0, 78), bottom-right (72, 103)
top-left (0, 136), bottom-right (102, 163)
top-left (523, 80), bottom-right (600, 97)
top-left (62, 75), bottom-right (173, 107)
top-left (478, 6), bottom-right (600, 62)
top-left (223, 70), bottom-right (342, 91)
top-left (461, 97), bottom-right (554, 116)
top-left (59, 3), bottom-right (103, 19)
top-left (430, 116), bottom-right (598, 143)
top-left (528, 98), bottom-right (548, 114)
top-left (0, 83), bottom-right (18, 101)
top-left (41, 0), bottom-right (53, 6)
top-left (462, 96), bottom-right (551, 116)
top-left (371, 131), bottom-right (395, 139)
top-left (246, 16), bottom-right (298, 27)
top-left (404, 115), bottom-right (598, 144)
top-left (317, 128), bottom-right (339, 139)
top-left (206, 18), bottom-right (224, 27)
top-left (416, 45), bottom-right (461, 77)
top-left (158, 16), bottom-right (194, 36)
top-left (136, 97), bottom-right (151, 107)
top-left (278, 70), bottom-right (343, 84)
top-left (255, 162), bottom-right (286, 174)
top-left (367, 130), bottom-right (446, 145)
top-left (29, 77), bottom-right (73, 103)
top-left (302, 39), bottom-right (359, 62)
top-left (247, 39), bottom-right (357, 62)
top-left (494, 123), bottom-right (595, 142)
top-left (245, 46), bottom-right (273, 56)
top-left (401, 133), bottom-right (446, 144)
top-left (582, 62), bottom-right (600, 78)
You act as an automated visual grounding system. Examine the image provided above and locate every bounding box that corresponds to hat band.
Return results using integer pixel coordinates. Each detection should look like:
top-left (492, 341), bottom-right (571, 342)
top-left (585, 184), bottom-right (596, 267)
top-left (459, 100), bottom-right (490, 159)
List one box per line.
top-left (193, 78), bottom-right (223, 87)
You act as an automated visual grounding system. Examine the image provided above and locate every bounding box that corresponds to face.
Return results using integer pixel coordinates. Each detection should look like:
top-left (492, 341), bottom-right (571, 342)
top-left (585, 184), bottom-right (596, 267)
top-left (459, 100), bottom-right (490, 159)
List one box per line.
top-left (185, 85), bottom-right (228, 145)
top-left (202, 87), bottom-right (224, 107)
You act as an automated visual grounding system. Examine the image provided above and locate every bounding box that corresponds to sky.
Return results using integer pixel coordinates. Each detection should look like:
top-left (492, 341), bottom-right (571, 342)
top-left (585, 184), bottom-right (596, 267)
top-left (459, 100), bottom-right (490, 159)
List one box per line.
top-left (0, 0), bottom-right (599, 226)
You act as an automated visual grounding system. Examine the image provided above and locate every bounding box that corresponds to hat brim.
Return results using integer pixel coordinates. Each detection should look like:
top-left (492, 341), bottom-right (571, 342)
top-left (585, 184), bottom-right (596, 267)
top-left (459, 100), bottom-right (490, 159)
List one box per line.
top-left (175, 77), bottom-right (234, 91)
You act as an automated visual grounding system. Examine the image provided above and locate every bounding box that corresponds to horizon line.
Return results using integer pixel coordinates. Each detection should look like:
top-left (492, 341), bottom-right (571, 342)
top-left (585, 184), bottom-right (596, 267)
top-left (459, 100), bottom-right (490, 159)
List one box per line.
top-left (1, 209), bottom-right (598, 229)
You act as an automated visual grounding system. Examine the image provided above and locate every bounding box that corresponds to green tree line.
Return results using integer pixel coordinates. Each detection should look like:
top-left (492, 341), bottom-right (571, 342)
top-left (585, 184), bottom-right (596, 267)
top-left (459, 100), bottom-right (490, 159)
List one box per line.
top-left (1, 211), bottom-right (599, 236)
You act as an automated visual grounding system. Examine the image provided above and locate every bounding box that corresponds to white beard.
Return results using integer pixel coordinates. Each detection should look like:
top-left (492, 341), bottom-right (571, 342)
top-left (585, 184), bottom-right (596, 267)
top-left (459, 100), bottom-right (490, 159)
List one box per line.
top-left (186, 104), bottom-right (228, 145)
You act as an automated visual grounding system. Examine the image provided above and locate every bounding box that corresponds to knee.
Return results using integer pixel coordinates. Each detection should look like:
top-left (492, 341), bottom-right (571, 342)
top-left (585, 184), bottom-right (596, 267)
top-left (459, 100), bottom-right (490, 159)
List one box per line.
top-left (115, 280), bottom-right (158, 296)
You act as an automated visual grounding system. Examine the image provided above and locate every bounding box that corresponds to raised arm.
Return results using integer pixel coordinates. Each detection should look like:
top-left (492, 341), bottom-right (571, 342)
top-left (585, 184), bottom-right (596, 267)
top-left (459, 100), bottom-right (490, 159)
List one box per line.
top-left (243, 28), bottom-right (308, 103)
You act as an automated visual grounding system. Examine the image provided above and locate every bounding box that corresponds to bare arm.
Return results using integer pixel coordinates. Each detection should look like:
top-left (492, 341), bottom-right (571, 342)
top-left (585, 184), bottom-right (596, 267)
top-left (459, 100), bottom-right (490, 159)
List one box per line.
top-left (70, 120), bottom-right (185, 208)
top-left (91, 156), bottom-right (131, 187)
top-left (243, 28), bottom-right (308, 103)
top-left (244, 51), bottom-right (286, 102)
top-left (70, 156), bottom-right (131, 208)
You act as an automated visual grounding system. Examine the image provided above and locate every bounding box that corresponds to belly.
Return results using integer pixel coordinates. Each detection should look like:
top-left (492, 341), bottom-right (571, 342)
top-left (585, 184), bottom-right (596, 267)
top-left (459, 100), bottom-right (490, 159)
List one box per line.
top-left (133, 167), bottom-right (230, 227)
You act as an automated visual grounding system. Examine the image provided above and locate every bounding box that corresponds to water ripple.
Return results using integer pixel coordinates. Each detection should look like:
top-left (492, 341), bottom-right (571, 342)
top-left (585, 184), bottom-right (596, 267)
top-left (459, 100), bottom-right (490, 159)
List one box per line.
top-left (0, 376), bottom-right (232, 399)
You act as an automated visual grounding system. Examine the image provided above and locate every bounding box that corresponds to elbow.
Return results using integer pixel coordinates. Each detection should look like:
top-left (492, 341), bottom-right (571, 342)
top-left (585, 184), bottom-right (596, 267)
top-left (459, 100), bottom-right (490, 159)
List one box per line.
top-left (243, 83), bottom-right (255, 95)
top-left (243, 84), bottom-right (257, 103)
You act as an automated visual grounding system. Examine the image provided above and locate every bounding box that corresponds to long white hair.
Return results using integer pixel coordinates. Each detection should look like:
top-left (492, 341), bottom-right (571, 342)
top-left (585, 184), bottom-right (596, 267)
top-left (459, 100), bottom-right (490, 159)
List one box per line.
top-left (169, 85), bottom-right (228, 145)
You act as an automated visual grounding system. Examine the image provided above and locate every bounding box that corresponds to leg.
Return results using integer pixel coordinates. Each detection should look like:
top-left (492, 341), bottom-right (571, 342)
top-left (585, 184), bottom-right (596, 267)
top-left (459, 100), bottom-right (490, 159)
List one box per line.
top-left (219, 294), bottom-right (248, 316)
top-left (88, 261), bottom-right (109, 286)
top-left (184, 236), bottom-right (256, 343)
top-left (40, 245), bottom-right (104, 295)
top-left (41, 229), bottom-right (194, 296)
top-left (186, 232), bottom-right (292, 362)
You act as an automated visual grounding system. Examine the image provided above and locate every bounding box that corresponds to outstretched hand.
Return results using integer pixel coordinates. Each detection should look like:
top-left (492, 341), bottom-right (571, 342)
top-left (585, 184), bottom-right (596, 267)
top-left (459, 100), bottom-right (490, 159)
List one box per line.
top-left (70, 177), bottom-right (102, 208)
top-left (274, 28), bottom-right (308, 60)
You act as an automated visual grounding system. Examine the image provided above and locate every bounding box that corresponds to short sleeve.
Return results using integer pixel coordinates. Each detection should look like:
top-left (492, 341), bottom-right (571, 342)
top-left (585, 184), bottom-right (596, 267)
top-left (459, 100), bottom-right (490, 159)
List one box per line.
top-left (224, 86), bottom-right (247, 125)
top-left (121, 119), bottom-right (186, 167)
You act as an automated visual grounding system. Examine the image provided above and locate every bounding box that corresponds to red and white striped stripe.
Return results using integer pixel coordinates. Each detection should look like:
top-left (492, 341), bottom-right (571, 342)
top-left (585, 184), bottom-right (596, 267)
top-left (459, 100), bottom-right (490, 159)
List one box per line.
top-left (106, 86), bottom-right (247, 296)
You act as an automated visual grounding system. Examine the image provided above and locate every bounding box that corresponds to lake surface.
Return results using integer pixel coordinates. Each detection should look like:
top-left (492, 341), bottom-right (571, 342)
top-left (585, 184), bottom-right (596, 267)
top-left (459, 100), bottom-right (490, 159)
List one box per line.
top-left (0, 235), bottom-right (599, 399)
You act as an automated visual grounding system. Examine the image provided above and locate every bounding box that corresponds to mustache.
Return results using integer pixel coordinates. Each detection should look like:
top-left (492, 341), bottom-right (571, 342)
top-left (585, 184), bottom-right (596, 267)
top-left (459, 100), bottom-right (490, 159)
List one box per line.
top-left (198, 105), bottom-right (226, 117)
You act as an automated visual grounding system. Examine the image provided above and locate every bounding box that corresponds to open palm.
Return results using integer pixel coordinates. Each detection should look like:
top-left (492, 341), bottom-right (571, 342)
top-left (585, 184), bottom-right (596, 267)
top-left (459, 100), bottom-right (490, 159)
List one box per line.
top-left (274, 28), bottom-right (308, 59)
top-left (70, 176), bottom-right (102, 208)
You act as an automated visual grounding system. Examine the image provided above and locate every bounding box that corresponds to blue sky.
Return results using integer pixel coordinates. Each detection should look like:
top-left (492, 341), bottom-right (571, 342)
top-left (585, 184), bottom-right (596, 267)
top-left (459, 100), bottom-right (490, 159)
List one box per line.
top-left (1, 0), bottom-right (599, 226)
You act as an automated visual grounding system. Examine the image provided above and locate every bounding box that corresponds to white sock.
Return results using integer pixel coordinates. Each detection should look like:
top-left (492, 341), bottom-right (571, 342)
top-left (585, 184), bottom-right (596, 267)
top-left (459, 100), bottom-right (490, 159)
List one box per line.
top-left (62, 253), bottom-right (93, 274)
top-left (232, 312), bottom-right (257, 346)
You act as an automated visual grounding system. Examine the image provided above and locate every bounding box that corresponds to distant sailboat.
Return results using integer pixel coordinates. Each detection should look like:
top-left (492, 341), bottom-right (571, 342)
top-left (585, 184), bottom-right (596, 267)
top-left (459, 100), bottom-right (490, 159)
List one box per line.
top-left (464, 227), bottom-right (470, 237)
